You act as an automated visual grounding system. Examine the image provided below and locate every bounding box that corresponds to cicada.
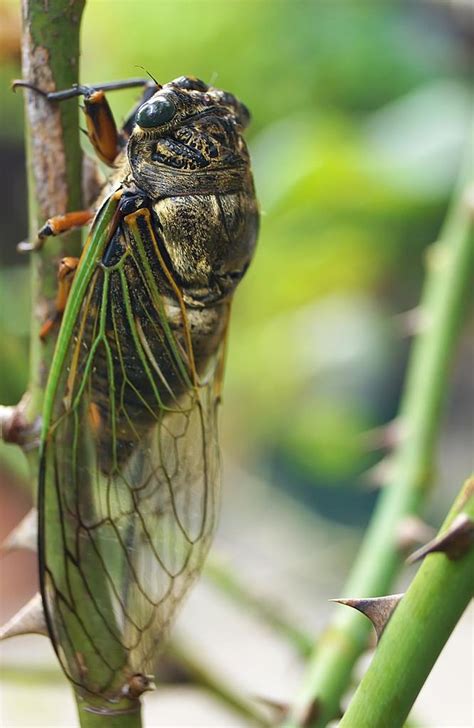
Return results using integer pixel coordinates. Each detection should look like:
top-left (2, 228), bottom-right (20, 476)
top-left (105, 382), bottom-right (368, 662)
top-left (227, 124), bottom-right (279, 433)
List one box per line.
top-left (23, 75), bottom-right (258, 706)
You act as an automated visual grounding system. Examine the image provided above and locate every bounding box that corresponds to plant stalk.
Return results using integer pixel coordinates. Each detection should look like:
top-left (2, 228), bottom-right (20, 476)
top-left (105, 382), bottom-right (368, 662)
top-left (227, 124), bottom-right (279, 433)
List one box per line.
top-left (340, 476), bottom-right (474, 727)
top-left (19, 3), bottom-right (142, 727)
top-left (284, 146), bottom-right (474, 727)
top-left (20, 0), bottom-right (85, 424)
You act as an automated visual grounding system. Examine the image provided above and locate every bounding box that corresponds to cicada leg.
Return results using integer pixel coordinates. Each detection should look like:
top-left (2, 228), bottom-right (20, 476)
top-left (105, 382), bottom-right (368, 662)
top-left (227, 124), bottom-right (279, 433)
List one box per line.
top-left (39, 256), bottom-right (79, 341)
top-left (18, 210), bottom-right (94, 253)
top-left (81, 89), bottom-right (121, 166)
top-left (82, 82), bottom-right (158, 163)
top-left (81, 81), bottom-right (158, 163)
top-left (13, 77), bottom-right (158, 166)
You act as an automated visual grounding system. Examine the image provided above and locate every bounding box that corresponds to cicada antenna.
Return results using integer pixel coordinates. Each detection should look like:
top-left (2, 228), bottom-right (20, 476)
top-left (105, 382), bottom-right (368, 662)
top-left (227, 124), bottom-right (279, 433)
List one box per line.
top-left (135, 65), bottom-right (162, 89)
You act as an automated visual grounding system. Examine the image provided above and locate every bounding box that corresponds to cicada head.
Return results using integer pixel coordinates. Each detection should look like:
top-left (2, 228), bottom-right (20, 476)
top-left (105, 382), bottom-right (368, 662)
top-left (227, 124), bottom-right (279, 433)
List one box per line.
top-left (127, 76), bottom-right (254, 197)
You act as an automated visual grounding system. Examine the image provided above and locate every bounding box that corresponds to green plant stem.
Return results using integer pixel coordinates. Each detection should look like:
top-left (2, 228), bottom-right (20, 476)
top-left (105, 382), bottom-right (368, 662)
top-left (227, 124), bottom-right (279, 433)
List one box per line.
top-left (20, 0), bottom-right (85, 424)
top-left (205, 556), bottom-right (313, 657)
top-left (19, 3), bottom-right (141, 727)
top-left (284, 150), bottom-right (474, 727)
top-left (340, 476), bottom-right (474, 728)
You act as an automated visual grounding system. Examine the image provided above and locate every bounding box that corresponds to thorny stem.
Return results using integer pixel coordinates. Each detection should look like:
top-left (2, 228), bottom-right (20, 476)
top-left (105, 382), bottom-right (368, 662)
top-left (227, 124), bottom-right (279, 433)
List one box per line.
top-left (340, 476), bottom-right (474, 728)
top-left (20, 0), bottom-right (85, 425)
top-left (17, 3), bottom-right (141, 727)
top-left (284, 145), bottom-right (474, 727)
top-left (0, 2), bottom-right (86, 471)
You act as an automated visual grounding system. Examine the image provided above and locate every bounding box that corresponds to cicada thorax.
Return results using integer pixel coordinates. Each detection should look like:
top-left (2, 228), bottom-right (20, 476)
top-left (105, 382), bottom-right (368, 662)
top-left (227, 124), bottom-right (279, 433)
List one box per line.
top-left (78, 143), bottom-right (257, 473)
top-left (77, 212), bottom-right (229, 474)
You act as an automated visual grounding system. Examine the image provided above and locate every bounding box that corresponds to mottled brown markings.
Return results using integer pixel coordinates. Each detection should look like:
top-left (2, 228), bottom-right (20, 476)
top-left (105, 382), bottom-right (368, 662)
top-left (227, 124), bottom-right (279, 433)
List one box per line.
top-left (131, 209), bottom-right (198, 384)
top-left (20, 32), bottom-right (67, 219)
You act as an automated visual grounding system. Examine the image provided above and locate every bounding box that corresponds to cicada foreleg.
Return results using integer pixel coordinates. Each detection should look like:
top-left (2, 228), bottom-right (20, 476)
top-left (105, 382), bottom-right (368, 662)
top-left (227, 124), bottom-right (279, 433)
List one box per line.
top-left (81, 89), bottom-right (122, 166)
top-left (15, 77), bottom-right (158, 252)
top-left (81, 81), bottom-right (158, 164)
top-left (13, 77), bottom-right (158, 166)
top-left (39, 256), bottom-right (80, 341)
top-left (18, 210), bottom-right (95, 253)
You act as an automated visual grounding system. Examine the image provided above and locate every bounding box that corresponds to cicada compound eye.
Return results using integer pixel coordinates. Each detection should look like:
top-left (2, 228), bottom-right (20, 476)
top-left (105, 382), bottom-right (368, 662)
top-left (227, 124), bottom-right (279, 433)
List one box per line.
top-left (136, 96), bottom-right (176, 129)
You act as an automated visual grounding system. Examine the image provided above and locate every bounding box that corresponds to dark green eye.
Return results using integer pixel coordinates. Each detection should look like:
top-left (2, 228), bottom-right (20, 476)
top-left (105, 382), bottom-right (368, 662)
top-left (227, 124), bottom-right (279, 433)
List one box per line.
top-left (136, 97), bottom-right (176, 128)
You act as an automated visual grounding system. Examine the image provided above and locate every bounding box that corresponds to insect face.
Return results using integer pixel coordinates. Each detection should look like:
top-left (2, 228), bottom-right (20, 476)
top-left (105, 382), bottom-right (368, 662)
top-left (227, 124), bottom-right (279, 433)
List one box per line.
top-left (127, 77), bottom-right (252, 197)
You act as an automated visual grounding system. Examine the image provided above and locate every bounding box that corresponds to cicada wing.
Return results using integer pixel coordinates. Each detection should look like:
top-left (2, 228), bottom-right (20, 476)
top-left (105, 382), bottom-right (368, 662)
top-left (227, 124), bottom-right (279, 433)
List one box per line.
top-left (117, 383), bottom-right (220, 675)
top-left (39, 216), bottom-right (223, 698)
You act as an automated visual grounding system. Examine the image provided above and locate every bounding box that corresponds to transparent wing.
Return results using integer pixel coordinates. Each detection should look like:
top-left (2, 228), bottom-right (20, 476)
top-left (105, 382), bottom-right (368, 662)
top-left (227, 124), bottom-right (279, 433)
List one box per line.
top-left (39, 208), bottom-right (225, 698)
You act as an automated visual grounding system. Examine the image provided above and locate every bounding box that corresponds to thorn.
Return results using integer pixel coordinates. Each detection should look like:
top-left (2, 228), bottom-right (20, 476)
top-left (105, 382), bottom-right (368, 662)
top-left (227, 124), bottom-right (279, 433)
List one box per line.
top-left (407, 513), bottom-right (474, 564)
top-left (122, 673), bottom-right (155, 699)
top-left (394, 306), bottom-right (431, 337)
top-left (300, 697), bottom-right (322, 727)
top-left (331, 594), bottom-right (404, 641)
top-left (1, 508), bottom-right (37, 555)
top-left (360, 418), bottom-right (405, 452)
top-left (0, 593), bottom-right (47, 639)
top-left (396, 515), bottom-right (436, 555)
top-left (0, 395), bottom-right (41, 449)
top-left (361, 455), bottom-right (395, 489)
top-left (0, 404), bottom-right (28, 445)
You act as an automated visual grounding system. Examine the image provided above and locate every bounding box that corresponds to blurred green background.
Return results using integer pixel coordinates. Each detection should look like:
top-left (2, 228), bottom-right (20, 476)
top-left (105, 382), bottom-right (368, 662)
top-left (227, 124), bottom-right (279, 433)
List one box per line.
top-left (0, 1), bottom-right (472, 725)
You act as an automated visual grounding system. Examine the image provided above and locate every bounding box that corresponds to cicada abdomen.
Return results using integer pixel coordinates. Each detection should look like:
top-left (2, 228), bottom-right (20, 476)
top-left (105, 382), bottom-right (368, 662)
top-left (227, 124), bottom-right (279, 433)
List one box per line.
top-left (38, 76), bottom-right (258, 705)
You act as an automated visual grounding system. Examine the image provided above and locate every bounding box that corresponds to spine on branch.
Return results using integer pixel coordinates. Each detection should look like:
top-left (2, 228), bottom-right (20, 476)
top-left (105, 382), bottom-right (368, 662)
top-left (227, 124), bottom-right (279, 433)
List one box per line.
top-left (339, 476), bottom-right (474, 728)
top-left (20, 0), bottom-right (85, 421)
top-left (7, 3), bottom-right (145, 728)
